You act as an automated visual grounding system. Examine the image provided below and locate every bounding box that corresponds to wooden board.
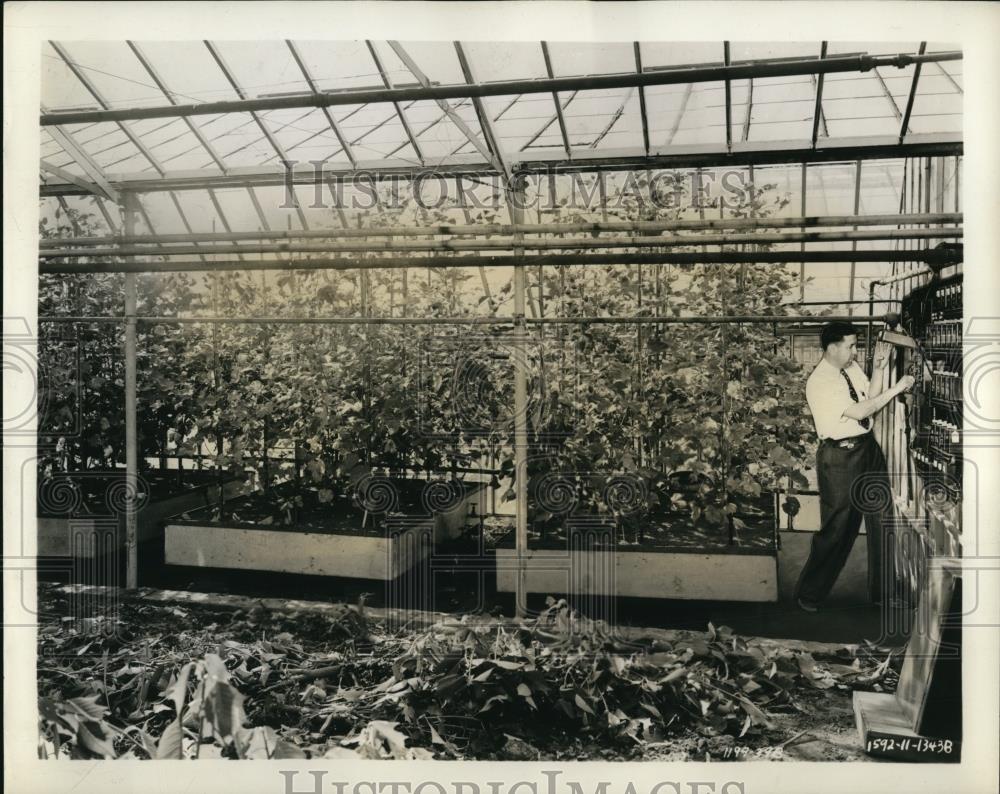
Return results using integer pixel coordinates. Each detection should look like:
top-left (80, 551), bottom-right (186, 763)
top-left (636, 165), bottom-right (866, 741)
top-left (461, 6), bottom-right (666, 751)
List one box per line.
top-left (895, 558), bottom-right (962, 739)
top-left (853, 690), bottom-right (960, 762)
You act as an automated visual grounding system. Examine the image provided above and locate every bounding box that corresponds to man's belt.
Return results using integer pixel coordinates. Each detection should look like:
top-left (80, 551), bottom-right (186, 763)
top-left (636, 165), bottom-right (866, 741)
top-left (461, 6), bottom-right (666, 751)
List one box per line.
top-left (822, 434), bottom-right (870, 450)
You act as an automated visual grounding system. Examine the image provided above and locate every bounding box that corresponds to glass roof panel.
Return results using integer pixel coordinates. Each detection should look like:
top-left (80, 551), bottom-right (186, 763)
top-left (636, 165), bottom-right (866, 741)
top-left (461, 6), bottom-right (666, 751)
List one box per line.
top-left (46, 41), bottom-right (168, 109)
top-left (644, 84), bottom-right (696, 149)
top-left (41, 42), bottom-right (104, 110)
top-left (290, 41), bottom-right (390, 92)
top-left (728, 42), bottom-right (822, 62)
top-left (639, 43), bottom-right (723, 69)
top-left (35, 39), bottom-right (962, 313)
top-left (205, 112), bottom-right (284, 167)
top-left (545, 42), bottom-right (636, 77)
top-left (392, 41), bottom-right (467, 85)
top-left (459, 43), bottom-right (547, 82)
top-left (255, 107), bottom-right (336, 159)
top-left (742, 75), bottom-right (816, 144)
top-left (204, 41), bottom-right (312, 99)
top-left (485, 93), bottom-right (564, 155)
top-left (129, 42), bottom-right (242, 103)
top-left (826, 42), bottom-right (921, 57)
top-left (664, 83), bottom-right (727, 146)
top-left (561, 88), bottom-right (642, 147)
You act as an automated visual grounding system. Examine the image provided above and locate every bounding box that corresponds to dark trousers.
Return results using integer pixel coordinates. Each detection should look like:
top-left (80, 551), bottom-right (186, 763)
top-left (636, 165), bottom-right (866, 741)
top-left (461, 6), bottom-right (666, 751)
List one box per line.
top-left (795, 432), bottom-right (896, 604)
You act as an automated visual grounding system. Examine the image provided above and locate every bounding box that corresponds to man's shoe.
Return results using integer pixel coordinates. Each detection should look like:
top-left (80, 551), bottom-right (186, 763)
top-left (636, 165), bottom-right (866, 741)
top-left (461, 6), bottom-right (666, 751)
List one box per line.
top-left (796, 597), bottom-right (819, 613)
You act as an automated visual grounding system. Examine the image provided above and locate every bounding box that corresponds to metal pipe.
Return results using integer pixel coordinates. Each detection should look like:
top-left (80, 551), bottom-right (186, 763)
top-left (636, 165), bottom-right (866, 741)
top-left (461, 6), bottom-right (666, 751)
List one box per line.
top-left (39, 248), bottom-right (963, 274)
top-left (871, 268), bottom-right (934, 287)
top-left (39, 227), bottom-right (962, 258)
top-left (123, 196), bottom-right (138, 590)
top-left (37, 313), bottom-right (890, 326)
top-left (509, 178), bottom-right (529, 619)
top-left (38, 212), bottom-right (963, 248)
top-left (41, 51), bottom-right (961, 127)
top-left (784, 299), bottom-right (901, 306)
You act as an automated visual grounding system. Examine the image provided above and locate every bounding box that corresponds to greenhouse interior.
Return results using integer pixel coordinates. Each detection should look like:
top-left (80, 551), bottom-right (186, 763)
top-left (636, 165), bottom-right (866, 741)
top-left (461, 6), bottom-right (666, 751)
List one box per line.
top-left (32, 39), bottom-right (965, 762)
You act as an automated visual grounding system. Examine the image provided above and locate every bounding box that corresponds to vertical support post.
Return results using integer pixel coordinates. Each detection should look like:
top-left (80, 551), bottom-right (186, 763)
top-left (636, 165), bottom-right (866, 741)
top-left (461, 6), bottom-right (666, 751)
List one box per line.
top-left (122, 193), bottom-right (139, 590)
top-left (799, 163), bottom-right (807, 301)
top-left (510, 174), bottom-right (529, 618)
top-left (848, 159), bottom-right (862, 314)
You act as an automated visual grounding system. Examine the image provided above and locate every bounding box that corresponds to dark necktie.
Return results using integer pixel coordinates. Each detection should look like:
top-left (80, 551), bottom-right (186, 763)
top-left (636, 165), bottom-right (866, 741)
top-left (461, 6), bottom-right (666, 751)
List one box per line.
top-left (840, 368), bottom-right (870, 429)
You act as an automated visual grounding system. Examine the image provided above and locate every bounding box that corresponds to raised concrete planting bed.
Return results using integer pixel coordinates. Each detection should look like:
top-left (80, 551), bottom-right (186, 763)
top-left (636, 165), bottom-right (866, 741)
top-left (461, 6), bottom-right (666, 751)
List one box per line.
top-left (37, 470), bottom-right (247, 558)
top-left (164, 477), bottom-right (480, 579)
top-left (495, 507), bottom-right (779, 602)
top-left (165, 517), bottom-right (432, 580)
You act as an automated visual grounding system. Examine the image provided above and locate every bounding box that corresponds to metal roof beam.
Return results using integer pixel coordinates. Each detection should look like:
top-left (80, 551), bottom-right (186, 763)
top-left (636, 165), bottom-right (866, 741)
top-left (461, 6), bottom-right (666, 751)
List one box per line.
top-left (286, 40), bottom-right (357, 168)
top-left (453, 42), bottom-right (512, 180)
top-left (39, 248), bottom-right (963, 276)
top-left (872, 67), bottom-right (903, 122)
top-left (365, 41), bottom-right (425, 166)
top-left (40, 228), bottom-right (962, 259)
top-left (205, 188), bottom-right (245, 261)
top-left (741, 79), bottom-right (753, 144)
top-left (43, 122), bottom-right (120, 201)
top-left (203, 40), bottom-right (309, 229)
top-left (39, 212), bottom-right (964, 248)
top-left (49, 41), bottom-right (166, 175)
top-left (40, 50), bottom-right (963, 126)
top-left (634, 43), bottom-right (650, 155)
top-left (388, 40), bottom-right (501, 174)
top-left (590, 89), bottom-right (632, 149)
top-left (934, 61), bottom-right (963, 94)
top-left (810, 42), bottom-right (829, 147)
top-left (40, 160), bottom-right (111, 200)
top-left (38, 135), bottom-right (964, 196)
top-left (899, 42), bottom-right (928, 144)
top-left (723, 42), bottom-right (732, 153)
top-left (203, 40), bottom-right (291, 164)
top-left (541, 42), bottom-right (572, 159)
top-left (519, 91), bottom-right (578, 152)
top-left (126, 41), bottom-right (229, 172)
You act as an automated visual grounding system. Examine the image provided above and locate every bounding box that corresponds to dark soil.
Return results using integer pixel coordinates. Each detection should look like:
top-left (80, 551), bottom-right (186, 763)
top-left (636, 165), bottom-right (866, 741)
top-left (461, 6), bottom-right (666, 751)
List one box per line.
top-left (172, 478), bottom-right (477, 537)
top-left (38, 468), bottom-right (233, 517)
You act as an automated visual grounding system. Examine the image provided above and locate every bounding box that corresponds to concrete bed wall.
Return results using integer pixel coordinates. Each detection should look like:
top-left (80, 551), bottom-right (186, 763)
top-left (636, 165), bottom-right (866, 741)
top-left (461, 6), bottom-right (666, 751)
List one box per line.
top-left (495, 547), bottom-right (779, 602)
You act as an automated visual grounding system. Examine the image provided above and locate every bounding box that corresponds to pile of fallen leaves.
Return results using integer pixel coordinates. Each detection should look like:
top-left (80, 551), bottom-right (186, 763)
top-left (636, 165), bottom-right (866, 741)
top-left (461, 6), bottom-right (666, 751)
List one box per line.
top-left (36, 586), bottom-right (899, 761)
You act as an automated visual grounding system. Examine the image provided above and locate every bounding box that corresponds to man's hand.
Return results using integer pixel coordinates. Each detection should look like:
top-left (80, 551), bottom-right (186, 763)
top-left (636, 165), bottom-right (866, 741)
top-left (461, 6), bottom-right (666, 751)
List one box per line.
top-left (872, 340), bottom-right (893, 370)
top-left (895, 374), bottom-right (915, 393)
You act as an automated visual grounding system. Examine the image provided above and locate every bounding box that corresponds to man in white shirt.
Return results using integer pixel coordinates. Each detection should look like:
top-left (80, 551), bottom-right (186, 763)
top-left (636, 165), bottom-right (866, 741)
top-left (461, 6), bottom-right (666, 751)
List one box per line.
top-left (794, 322), bottom-right (914, 612)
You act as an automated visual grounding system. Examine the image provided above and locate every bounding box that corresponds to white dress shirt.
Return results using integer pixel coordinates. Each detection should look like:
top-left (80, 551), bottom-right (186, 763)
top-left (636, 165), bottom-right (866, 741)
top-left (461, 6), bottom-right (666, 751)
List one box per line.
top-left (805, 358), bottom-right (871, 440)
